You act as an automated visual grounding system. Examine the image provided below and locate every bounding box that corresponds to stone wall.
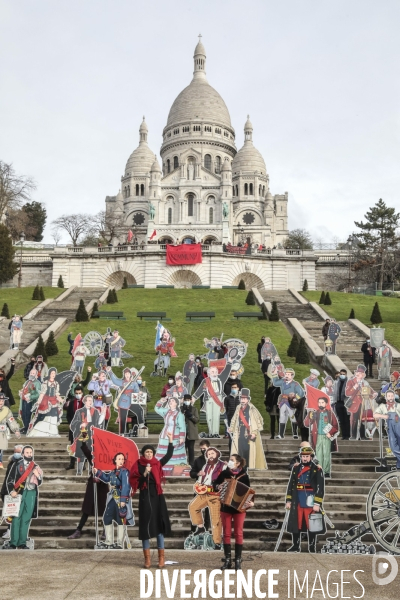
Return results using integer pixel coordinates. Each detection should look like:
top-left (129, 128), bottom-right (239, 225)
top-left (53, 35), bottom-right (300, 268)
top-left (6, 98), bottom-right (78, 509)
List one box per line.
top-left (0, 262), bottom-right (53, 288)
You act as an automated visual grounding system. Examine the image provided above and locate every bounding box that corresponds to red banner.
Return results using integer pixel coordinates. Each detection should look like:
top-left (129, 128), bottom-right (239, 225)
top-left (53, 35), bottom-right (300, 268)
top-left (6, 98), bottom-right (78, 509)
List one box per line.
top-left (305, 384), bottom-right (331, 410)
top-left (166, 243), bottom-right (202, 265)
top-left (92, 427), bottom-right (139, 471)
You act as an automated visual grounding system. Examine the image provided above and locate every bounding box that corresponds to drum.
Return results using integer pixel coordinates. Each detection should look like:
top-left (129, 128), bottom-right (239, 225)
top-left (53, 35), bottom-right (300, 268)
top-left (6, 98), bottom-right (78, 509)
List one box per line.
top-left (219, 478), bottom-right (255, 513)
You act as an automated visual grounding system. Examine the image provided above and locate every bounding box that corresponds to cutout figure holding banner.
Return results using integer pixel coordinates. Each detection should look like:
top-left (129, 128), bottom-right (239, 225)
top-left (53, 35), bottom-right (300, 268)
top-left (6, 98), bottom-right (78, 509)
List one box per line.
top-left (68, 395), bottom-right (107, 475)
top-left (304, 385), bottom-right (339, 478)
top-left (345, 365), bottom-right (378, 440)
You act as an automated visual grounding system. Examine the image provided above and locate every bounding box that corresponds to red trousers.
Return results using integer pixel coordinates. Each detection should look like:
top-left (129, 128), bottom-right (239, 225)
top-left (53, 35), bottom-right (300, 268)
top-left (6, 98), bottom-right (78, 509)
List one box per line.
top-left (297, 506), bottom-right (313, 531)
top-left (221, 511), bottom-right (246, 544)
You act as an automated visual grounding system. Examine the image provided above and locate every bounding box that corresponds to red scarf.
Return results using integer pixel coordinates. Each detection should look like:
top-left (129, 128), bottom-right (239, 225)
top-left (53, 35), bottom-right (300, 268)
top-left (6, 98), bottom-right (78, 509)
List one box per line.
top-left (129, 456), bottom-right (165, 496)
top-left (14, 461), bottom-right (36, 490)
top-left (205, 377), bottom-right (224, 410)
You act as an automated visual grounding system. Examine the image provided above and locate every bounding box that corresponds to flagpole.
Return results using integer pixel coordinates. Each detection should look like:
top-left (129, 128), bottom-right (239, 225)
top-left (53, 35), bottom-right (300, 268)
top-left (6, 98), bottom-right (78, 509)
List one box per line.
top-left (94, 480), bottom-right (99, 547)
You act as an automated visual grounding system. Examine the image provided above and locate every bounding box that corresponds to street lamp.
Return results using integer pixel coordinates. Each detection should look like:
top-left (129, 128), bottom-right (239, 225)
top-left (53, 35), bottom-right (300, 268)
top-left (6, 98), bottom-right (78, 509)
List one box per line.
top-left (17, 231), bottom-right (25, 288)
top-left (347, 235), bottom-right (353, 291)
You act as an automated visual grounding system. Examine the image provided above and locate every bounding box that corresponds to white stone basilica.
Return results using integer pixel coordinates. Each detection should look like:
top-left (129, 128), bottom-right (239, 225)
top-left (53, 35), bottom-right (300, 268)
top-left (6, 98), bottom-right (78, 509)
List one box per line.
top-left (105, 37), bottom-right (289, 247)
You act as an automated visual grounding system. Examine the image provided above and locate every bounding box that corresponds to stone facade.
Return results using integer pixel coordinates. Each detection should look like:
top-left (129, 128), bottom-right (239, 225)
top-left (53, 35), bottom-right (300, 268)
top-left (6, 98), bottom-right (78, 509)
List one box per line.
top-left (105, 38), bottom-right (289, 248)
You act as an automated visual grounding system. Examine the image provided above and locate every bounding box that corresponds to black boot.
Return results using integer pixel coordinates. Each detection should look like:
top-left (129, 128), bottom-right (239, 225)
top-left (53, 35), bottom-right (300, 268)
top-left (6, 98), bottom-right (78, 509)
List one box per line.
top-left (234, 543), bottom-right (243, 570)
top-left (308, 533), bottom-right (316, 553)
top-left (292, 423), bottom-right (298, 439)
top-left (65, 457), bottom-right (76, 470)
top-left (221, 544), bottom-right (232, 570)
top-left (287, 533), bottom-right (301, 552)
top-left (276, 423), bottom-right (285, 440)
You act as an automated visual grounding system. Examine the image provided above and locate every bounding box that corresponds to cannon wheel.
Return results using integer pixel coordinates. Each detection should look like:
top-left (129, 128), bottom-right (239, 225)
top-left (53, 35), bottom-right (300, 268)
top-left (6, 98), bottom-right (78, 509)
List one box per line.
top-left (83, 331), bottom-right (104, 357)
top-left (224, 338), bottom-right (248, 360)
top-left (367, 471), bottom-right (400, 554)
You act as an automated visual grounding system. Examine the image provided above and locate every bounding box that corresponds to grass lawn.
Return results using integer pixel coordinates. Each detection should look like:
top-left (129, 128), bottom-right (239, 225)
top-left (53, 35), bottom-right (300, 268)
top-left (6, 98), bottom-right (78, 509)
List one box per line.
top-left (302, 291), bottom-right (400, 348)
top-left (9, 289), bottom-right (314, 433)
top-left (0, 286), bottom-right (61, 317)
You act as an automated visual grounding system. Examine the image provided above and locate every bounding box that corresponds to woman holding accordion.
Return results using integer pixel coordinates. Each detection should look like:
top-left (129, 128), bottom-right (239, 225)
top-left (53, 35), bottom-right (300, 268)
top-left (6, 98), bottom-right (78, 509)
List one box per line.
top-left (214, 454), bottom-right (254, 571)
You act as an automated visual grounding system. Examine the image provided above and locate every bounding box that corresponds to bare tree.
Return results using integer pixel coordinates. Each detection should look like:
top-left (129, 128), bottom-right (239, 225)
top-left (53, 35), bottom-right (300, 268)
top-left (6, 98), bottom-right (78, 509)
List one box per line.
top-left (0, 161), bottom-right (36, 221)
top-left (5, 207), bottom-right (30, 242)
top-left (92, 210), bottom-right (126, 244)
top-left (51, 213), bottom-right (91, 246)
top-left (51, 227), bottom-right (62, 246)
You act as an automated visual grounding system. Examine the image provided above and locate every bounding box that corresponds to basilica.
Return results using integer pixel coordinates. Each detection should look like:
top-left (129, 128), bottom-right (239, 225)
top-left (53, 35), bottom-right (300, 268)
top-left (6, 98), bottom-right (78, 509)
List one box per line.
top-left (105, 38), bottom-right (289, 247)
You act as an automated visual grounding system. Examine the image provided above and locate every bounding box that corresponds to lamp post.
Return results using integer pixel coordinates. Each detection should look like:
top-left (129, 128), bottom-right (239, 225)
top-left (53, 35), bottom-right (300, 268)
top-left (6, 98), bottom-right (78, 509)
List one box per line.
top-left (347, 235), bottom-right (353, 291)
top-left (18, 231), bottom-right (25, 288)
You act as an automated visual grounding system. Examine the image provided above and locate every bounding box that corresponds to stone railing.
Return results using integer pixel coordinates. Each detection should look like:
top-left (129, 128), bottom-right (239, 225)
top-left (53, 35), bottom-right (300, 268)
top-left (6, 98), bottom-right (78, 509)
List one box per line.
top-left (317, 254), bottom-right (350, 262)
top-left (13, 253), bottom-right (52, 262)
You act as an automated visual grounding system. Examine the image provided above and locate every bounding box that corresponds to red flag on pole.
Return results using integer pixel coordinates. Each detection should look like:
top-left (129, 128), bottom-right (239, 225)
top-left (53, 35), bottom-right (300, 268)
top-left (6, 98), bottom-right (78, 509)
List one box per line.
top-left (305, 383), bottom-right (331, 410)
top-left (150, 229), bottom-right (157, 240)
top-left (92, 427), bottom-right (139, 471)
top-left (127, 230), bottom-right (134, 243)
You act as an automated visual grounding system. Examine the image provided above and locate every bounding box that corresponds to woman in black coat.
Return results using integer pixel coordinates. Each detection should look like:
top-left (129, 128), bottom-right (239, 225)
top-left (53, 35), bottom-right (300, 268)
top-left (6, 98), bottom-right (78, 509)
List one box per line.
top-left (0, 360), bottom-right (15, 406)
top-left (257, 337), bottom-right (265, 364)
top-left (214, 454), bottom-right (254, 571)
top-left (130, 431), bottom-right (174, 568)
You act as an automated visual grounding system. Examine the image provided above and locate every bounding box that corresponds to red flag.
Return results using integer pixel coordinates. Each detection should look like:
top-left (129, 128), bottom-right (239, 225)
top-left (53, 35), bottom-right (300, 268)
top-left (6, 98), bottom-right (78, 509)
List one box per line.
top-left (208, 358), bottom-right (227, 374)
top-left (150, 229), bottom-right (157, 240)
top-left (72, 333), bottom-right (83, 355)
top-left (127, 230), bottom-right (133, 243)
top-left (92, 427), bottom-right (139, 471)
top-left (166, 243), bottom-right (202, 265)
top-left (305, 383), bottom-right (331, 410)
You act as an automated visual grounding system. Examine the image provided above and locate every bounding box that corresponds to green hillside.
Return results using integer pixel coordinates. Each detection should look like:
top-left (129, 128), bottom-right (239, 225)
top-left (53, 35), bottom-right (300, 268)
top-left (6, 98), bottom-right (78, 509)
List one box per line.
top-left (0, 286), bottom-right (61, 317)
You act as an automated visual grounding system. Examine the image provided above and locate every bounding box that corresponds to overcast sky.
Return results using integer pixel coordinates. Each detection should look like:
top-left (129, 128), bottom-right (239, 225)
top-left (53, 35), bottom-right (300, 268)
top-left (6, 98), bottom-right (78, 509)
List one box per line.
top-left (1, 0), bottom-right (399, 243)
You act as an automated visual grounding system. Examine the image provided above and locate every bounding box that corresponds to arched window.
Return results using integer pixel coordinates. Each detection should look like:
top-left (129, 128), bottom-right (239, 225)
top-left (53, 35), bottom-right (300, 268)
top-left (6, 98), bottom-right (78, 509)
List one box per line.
top-left (127, 185), bottom-right (130, 197)
top-left (249, 183), bottom-right (253, 195)
top-left (168, 208), bottom-right (172, 224)
top-left (232, 186), bottom-right (235, 197)
top-left (259, 184), bottom-right (262, 195)
top-left (262, 185), bottom-right (265, 196)
top-left (140, 184), bottom-right (144, 196)
top-left (215, 156), bottom-right (221, 174)
top-left (204, 154), bottom-right (212, 171)
top-left (123, 187), bottom-right (127, 198)
top-left (209, 207), bottom-right (214, 224)
top-left (236, 185), bottom-right (238, 197)
top-left (136, 184), bottom-right (139, 196)
top-left (173, 156), bottom-right (179, 170)
top-left (244, 183), bottom-right (248, 195)
top-left (167, 159), bottom-right (170, 174)
top-left (188, 194), bottom-right (194, 217)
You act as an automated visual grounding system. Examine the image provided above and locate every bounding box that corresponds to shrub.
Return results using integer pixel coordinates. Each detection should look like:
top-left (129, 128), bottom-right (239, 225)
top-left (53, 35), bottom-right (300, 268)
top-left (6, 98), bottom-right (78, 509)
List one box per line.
top-left (122, 277), bottom-right (128, 289)
top-left (112, 289), bottom-right (118, 303)
top-left (287, 333), bottom-right (300, 358)
top-left (91, 302), bottom-right (99, 318)
top-left (106, 289), bottom-right (114, 304)
top-left (57, 275), bottom-right (64, 288)
top-left (39, 286), bottom-right (45, 301)
top-left (261, 304), bottom-right (269, 320)
top-left (296, 338), bottom-right (310, 364)
top-left (75, 299), bottom-right (89, 322)
top-left (302, 279), bottom-right (308, 292)
top-left (269, 301), bottom-right (280, 322)
top-left (1, 303), bottom-right (10, 318)
top-left (349, 308), bottom-right (355, 319)
top-left (319, 291), bottom-right (326, 304)
top-left (238, 279), bottom-right (246, 290)
top-left (324, 292), bottom-right (332, 305)
top-left (45, 330), bottom-right (58, 357)
top-left (32, 285), bottom-right (40, 300)
top-left (245, 290), bottom-right (256, 305)
top-left (34, 334), bottom-right (47, 362)
top-left (370, 302), bottom-right (383, 325)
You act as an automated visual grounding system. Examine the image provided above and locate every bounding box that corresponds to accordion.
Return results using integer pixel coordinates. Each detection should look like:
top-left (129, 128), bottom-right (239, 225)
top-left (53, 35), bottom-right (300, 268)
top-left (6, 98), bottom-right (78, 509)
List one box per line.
top-left (219, 478), bottom-right (255, 513)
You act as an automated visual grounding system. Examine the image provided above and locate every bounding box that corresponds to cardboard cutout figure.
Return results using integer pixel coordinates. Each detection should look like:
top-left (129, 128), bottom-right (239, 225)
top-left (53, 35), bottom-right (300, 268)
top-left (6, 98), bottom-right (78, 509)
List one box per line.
top-left (345, 364), bottom-right (378, 440)
top-left (304, 385), bottom-right (339, 478)
top-left (302, 369), bottom-right (321, 390)
top-left (183, 354), bottom-right (198, 393)
top-left (27, 368), bottom-right (75, 437)
top-left (260, 337), bottom-right (278, 362)
top-left (9, 315), bottom-right (23, 350)
top-left (68, 395), bottom-right (107, 475)
top-left (377, 340), bottom-right (393, 381)
top-left (153, 322), bottom-right (177, 376)
top-left (193, 349), bottom-right (237, 438)
top-left (71, 333), bottom-right (90, 374)
top-left (87, 369), bottom-right (113, 425)
top-left (229, 388), bottom-right (267, 470)
top-left (84, 330), bottom-right (106, 357)
top-left (187, 446), bottom-right (226, 548)
top-left (325, 319), bottom-right (341, 355)
top-left (94, 351), bottom-right (108, 371)
top-left (203, 336), bottom-right (222, 363)
top-left (374, 390), bottom-right (400, 470)
top-left (2, 445), bottom-right (42, 550)
top-left (155, 396), bottom-right (190, 476)
top-left (224, 338), bottom-right (248, 362)
top-left (105, 330), bottom-right (127, 367)
top-left (271, 364), bottom-right (305, 440)
top-left (18, 369), bottom-right (41, 433)
top-left (33, 355), bottom-right (48, 382)
top-left (283, 445), bottom-right (326, 553)
top-left (168, 371), bottom-right (188, 405)
top-left (0, 393), bottom-right (21, 467)
top-left (107, 366), bottom-right (143, 435)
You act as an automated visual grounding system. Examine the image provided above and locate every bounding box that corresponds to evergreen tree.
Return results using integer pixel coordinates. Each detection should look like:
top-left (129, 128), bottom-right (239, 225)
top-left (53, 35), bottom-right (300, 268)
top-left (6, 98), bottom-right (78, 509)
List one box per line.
top-left (57, 275), bottom-right (64, 288)
top-left (122, 277), bottom-right (128, 289)
top-left (106, 289), bottom-right (114, 304)
top-left (32, 284), bottom-right (40, 300)
top-left (45, 330), bottom-right (58, 356)
top-left (0, 224), bottom-right (19, 284)
top-left (245, 290), bottom-right (256, 305)
top-left (75, 299), bottom-right (89, 322)
top-left (22, 201), bottom-right (47, 242)
top-left (302, 279), bottom-right (308, 292)
top-left (370, 302), bottom-right (383, 325)
top-left (324, 292), bottom-right (332, 305)
top-left (319, 291), bottom-right (326, 304)
top-left (238, 279), bottom-right (246, 290)
top-left (39, 286), bottom-right (45, 301)
top-left (296, 337), bottom-right (310, 364)
top-left (269, 301), bottom-right (280, 321)
top-left (287, 333), bottom-right (300, 358)
top-left (261, 304), bottom-right (269, 320)
top-left (112, 289), bottom-right (118, 303)
top-left (349, 308), bottom-right (355, 319)
top-left (34, 334), bottom-right (47, 362)
top-left (91, 302), bottom-right (99, 318)
top-left (1, 303), bottom-right (10, 318)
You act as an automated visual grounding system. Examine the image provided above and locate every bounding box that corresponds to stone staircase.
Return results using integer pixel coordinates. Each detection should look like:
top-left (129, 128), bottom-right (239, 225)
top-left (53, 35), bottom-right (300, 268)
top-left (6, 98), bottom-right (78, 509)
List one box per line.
top-left (0, 318), bottom-right (54, 356)
top-left (0, 435), bottom-right (381, 551)
top-left (260, 290), bottom-right (318, 323)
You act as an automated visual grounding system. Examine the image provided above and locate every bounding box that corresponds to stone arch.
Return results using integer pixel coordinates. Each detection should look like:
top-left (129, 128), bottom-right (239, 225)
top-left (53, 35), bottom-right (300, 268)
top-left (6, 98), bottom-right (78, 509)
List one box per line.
top-left (167, 269), bottom-right (202, 289)
top-left (202, 235), bottom-right (219, 244)
top-left (232, 272), bottom-right (265, 290)
top-left (178, 234), bottom-right (197, 244)
top-left (105, 270), bottom-right (136, 289)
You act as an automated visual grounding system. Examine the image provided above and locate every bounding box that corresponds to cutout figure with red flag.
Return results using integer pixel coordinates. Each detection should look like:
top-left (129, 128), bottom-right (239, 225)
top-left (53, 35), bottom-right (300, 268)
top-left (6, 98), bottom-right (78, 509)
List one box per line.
top-left (304, 384), bottom-right (339, 478)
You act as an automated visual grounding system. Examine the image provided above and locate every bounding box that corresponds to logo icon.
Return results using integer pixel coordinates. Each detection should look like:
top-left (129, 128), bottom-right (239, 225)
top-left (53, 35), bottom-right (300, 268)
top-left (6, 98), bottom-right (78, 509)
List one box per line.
top-left (372, 552), bottom-right (398, 586)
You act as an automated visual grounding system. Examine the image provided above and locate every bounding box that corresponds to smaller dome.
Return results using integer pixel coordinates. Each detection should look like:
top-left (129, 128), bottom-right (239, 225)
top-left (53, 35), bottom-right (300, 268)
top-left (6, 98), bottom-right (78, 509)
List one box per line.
top-left (244, 115), bottom-right (253, 131)
top-left (125, 119), bottom-right (155, 175)
top-left (221, 158), bottom-right (231, 172)
top-left (194, 40), bottom-right (206, 56)
top-left (151, 154), bottom-right (162, 172)
top-left (232, 117), bottom-right (266, 174)
top-left (139, 116), bottom-right (148, 133)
